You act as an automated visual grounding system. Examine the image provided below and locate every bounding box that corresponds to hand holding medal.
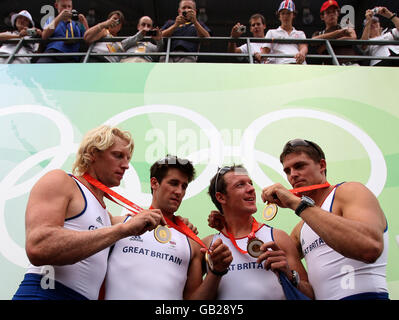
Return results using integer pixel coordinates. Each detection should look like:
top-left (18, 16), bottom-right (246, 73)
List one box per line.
top-left (261, 182), bottom-right (331, 221)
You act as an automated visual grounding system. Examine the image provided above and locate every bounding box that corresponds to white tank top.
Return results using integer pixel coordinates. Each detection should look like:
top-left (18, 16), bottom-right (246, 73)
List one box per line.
top-left (26, 175), bottom-right (111, 300)
top-left (104, 225), bottom-right (191, 300)
top-left (211, 224), bottom-right (286, 300)
top-left (300, 184), bottom-right (389, 300)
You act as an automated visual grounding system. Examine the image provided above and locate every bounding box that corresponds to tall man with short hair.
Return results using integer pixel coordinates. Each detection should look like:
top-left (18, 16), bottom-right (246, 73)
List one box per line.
top-left (13, 125), bottom-right (165, 300)
top-left (261, 139), bottom-right (389, 300)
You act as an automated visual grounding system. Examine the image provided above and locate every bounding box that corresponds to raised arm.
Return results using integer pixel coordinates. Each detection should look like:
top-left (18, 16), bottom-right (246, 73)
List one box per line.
top-left (25, 170), bottom-right (164, 266)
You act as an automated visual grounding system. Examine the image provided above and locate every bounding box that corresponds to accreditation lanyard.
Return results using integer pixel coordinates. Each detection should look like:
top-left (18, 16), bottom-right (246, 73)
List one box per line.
top-left (65, 21), bottom-right (75, 39)
top-left (224, 217), bottom-right (261, 255)
top-left (82, 173), bottom-right (209, 252)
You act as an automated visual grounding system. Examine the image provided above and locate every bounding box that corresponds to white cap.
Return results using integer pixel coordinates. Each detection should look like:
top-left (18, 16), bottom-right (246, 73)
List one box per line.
top-left (11, 10), bottom-right (35, 28)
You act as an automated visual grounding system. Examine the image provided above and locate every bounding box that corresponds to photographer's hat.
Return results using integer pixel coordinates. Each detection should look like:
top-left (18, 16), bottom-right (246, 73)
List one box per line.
top-left (278, 0), bottom-right (296, 12)
top-left (11, 10), bottom-right (35, 28)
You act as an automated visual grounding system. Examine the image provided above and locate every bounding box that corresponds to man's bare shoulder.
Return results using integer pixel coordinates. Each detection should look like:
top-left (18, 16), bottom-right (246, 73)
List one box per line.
top-left (31, 169), bottom-right (75, 196)
top-left (334, 181), bottom-right (374, 200)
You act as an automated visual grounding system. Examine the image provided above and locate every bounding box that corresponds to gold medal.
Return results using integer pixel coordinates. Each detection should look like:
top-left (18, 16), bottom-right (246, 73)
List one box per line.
top-left (154, 225), bottom-right (172, 244)
top-left (247, 238), bottom-right (264, 258)
top-left (262, 203), bottom-right (278, 221)
top-left (205, 251), bottom-right (214, 270)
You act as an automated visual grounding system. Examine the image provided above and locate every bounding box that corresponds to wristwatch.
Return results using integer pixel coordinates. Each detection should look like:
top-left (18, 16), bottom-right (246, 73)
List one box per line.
top-left (295, 195), bottom-right (315, 216)
top-left (291, 270), bottom-right (300, 287)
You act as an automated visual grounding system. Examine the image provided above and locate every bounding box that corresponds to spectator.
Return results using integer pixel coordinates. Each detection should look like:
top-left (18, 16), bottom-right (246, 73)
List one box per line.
top-left (360, 6), bottom-right (399, 67)
top-left (120, 16), bottom-right (163, 63)
top-left (312, 0), bottom-right (359, 65)
top-left (227, 13), bottom-right (268, 63)
top-left (160, 0), bottom-right (211, 63)
top-left (84, 10), bottom-right (125, 63)
top-left (0, 10), bottom-right (42, 64)
top-left (261, 1), bottom-right (308, 64)
top-left (37, 0), bottom-right (88, 63)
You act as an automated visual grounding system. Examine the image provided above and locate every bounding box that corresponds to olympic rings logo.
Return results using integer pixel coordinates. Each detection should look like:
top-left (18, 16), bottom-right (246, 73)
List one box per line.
top-left (0, 104), bottom-right (387, 267)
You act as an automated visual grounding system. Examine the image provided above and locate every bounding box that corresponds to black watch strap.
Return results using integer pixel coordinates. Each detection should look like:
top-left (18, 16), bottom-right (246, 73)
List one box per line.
top-left (209, 268), bottom-right (229, 276)
top-left (295, 201), bottom-right (309, 216)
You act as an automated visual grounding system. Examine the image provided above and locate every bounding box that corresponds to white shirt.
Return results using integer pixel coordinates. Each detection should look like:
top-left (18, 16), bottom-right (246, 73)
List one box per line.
top-left (300, 184), bottom-right (388, 300)
top-left (362, 28), bottom-right (399, 66)
top-left (26, 176), bottom-right (111, 300)
top-left (105, 225), bottom-right (191, 300)
top-left (0, 31), bottom-right (38, 64)
top-left (210, 224), bottom-right (286, 300)
top-left (263, 26), bottom-right (307, 64)
top-left (238, 42), bottom-right (266, 63)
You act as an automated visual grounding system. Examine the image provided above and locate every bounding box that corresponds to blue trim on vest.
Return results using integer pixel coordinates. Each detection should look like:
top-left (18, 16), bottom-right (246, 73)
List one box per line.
top-left (12, 273), bottom-right (89, 300)
top-left (65, 175), bottom-right (88, 221)
top-left (329, 182), bottom-right (345, 212)
top-left (340, 291), bottom-right (389, 300)
top-left (270, 226), bottom-right (275, 241)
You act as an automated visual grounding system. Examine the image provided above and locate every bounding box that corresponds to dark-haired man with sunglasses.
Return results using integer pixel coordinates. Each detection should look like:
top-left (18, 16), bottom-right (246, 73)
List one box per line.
top-left (206, 165), bottom-right (313, 299)
top-left (261, 139), bottom-right (389, 300)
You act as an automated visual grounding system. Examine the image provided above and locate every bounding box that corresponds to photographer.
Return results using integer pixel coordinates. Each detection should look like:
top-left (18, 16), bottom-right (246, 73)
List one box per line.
top-left (37, 0), bottom-right (88, 63)
top-left (0, 10), bottom-right (42, 64)
top-left (84, 11), bottom-right (125, 63)
top-left (120, 16), bottom-right (163, 63)
top-left (360, 7), bottom-right (399, 66)
top-left (227, 14), bottom-right (268, 64)
top-left (160, 0), bottom-right (211, 63)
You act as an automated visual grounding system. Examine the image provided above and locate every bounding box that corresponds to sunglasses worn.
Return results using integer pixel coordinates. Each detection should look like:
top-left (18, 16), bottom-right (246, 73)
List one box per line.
top-left (284, 139), bottom-right (325, 160)
top-left (214, 166), bottom-right (232, 195)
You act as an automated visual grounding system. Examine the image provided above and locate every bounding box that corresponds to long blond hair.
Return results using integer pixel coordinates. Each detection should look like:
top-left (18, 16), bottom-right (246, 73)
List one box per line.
top-left (72, 125), bottom-right (134, 176)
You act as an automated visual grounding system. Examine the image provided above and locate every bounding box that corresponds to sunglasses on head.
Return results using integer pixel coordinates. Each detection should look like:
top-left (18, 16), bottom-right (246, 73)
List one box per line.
top-left (284, 139), bottom-right (325, 160)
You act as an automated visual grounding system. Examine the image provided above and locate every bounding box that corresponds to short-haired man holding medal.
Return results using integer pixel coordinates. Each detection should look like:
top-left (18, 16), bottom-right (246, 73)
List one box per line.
top-left (261, 139), bottom-right (389, 300)
top-left (104, 155), bottom-right (233, 300)
top-left (206, 165), bottom-right (313, 299)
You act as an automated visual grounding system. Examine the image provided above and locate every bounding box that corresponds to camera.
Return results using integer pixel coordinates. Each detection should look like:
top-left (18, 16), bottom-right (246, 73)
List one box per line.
top-left (237, 25), bottom-right (246, 34)
top-left (26, 28), bottom-right (37, 37)
top-left (183, 11), bottom-right (188, 17)
top-left (71, 9), bottom-right (79, 21)
top-left (147, 30), bottom-right (157, 36)
top-left (372, 7), bottom-right (380, 15)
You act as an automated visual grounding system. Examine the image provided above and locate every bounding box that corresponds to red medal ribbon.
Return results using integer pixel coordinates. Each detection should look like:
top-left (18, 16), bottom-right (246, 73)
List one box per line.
top-left (83, 173), bottom-right (209, 251)
top-left (289, 182), bottom-right (331, 196)
top-left (224, 217), bottom-right (261, 255)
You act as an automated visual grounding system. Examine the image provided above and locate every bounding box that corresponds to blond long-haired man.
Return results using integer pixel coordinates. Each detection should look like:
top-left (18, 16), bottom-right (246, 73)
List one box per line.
top-left (13, 125), bottom-right (165, 300)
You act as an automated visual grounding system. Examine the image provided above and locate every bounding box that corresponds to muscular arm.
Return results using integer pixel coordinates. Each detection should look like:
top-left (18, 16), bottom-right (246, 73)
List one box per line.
top-left (183, 236), bottom-right (232, 300)
top-left (297, 182), bottom-right (386, 263)
top-left (273, 229), bottom-right (314, 299)
top-left (25, 170), bottom-right (163, 266)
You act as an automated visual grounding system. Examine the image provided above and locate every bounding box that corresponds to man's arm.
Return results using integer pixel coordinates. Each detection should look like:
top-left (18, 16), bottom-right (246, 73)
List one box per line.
top-left (227, 23), bottom-right (245, 53)
top-left (257, 230), bottom-right (314, 299)
top-left (42, 9), bottom-right (71, 40)
top-left (262, 182), bottom-right (386, 263)
top-left (183, 236), bottom-right (232, 300)
top-left (25, 170), bottom-right (164, 266)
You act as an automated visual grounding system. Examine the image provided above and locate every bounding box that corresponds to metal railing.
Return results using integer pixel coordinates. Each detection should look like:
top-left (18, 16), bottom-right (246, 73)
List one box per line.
top-left (1, 36), bottom-right (399, 65)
